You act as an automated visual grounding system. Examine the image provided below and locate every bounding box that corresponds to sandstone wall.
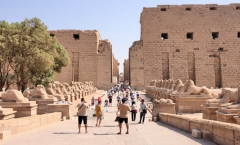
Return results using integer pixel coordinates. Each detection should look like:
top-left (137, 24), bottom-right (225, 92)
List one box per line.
top-left (112, 54), bottom-right (119, 83)
top-left (0, 112), bottom-right (61, 135)
top-left (97, 40), bottom-right (112, 89)
top-left (48, 30), bottom-right (112, 89)
top-left (136, 4), bottom-right (240, 88)
top-left (159, 113), bottom-right (240, 145)
top-left (123, 59), bottom-right (129, 82)
top-left (129, 41), bottom-right (144, 89)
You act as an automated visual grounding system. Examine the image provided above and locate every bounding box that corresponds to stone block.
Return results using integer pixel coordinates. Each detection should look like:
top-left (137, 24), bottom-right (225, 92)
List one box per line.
top-left (47, 104), bottom-right (70, 119)
top-left (0, 108), bottom-right (16, 120)
top-left (213, 135), bottom-right (234, 145)
top-left (175, 95), bottom-right (212, 113)
top-left (192, 129), bottom-right (202, 138)
top-left (35, 99), bottom-right (57, 115)
top-left (152, 103), bottom-right (176, 120)
top-left (200, 120), bottom-right (213, 132)
top-left (216, 110), bottom-right (238, 123)
top-left (0, 130), bottom-right (11, 140)
top-left (212, 122), bottom-right (234, 141)
top-left (159, 113), bottom-right (168, 123)
top-left (202, 130), bottom-right (213, 141)
top-left (18, 125), bottom-right (30, 133)
top-left (29, 122), bottom-right (41, 129)
top-left (182, 118), bottom-right (190, 132)
top-left (0, 101), bottom-right (37, 118)
top-left (234, 127), bottom-right (240, 145)
top-left (190, 119), bottom-right (201, 131)
top-left (29, 115), bottom-right (41, 124)
top-left (201, 105), bottom-right (218, 120)
top-left (172, 116), bottom-right (183, 130)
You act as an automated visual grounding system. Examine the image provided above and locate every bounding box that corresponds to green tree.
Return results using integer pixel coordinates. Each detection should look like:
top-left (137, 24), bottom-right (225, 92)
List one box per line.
top-left (0, 21), bottom-right (19, 91)
top-left (0, 18), bottom-right (69, 91)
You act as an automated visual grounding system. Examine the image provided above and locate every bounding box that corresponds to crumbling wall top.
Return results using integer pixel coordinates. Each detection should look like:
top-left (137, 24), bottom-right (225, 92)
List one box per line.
top-left (129, 40), bottom-right (142, 51)
top-left (141, 3), bottom-right (240, 11)
top-left (48, 29), bottom-right (99, 35)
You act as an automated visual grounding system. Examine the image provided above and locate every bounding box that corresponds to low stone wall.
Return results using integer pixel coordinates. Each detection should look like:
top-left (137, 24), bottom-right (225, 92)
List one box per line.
top-left (159, 113), bottom-right (240, 145)
top-left (47, 104), bottom-right (71, 119)
top-left (0, 112), bottom-right (61, 135)
top-left (152, 104), bottom-right (175, 120)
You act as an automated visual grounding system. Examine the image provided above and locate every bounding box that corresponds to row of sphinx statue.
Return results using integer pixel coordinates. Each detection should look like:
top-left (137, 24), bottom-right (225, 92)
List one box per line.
top-left (146, 79), bottom-right (214, 99)
top-left (146, 79), bottom-right (240, 117)
top-left (0, 81), bottom-right (97, 103)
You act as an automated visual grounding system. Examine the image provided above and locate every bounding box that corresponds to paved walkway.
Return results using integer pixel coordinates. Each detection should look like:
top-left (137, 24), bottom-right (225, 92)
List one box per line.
top-left (1, 91), bottom-right (215, 145)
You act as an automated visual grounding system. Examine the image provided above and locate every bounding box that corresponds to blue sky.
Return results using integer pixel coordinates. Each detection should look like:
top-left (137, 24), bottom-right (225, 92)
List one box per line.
top-left (0, 0), bottom-right (239, 73)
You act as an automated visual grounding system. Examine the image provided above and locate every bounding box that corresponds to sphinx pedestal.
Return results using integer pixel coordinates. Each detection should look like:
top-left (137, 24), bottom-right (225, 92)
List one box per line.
top-left (174, 95), bottom-right (212, 113)
top-left (216, 108), bottom-right (239, 123)
top-left (34, 99), bottom-right (57, 115)
top-left (170, 95), bottom-right (177, 103)
top-left (47, 104), bottom-right (71, 119)
top-left (201, 105), bottom-right (219, 120)
top-left (152, 103), bottom-right (176, 120)
top-left (233, 111), bottom-right (240, 124)
top-left (63, 95), bottom-right (71, 102)
top-left (0, 101), bottom-right (37, 118)
top-left (0, 108), bottom-right (16, 120)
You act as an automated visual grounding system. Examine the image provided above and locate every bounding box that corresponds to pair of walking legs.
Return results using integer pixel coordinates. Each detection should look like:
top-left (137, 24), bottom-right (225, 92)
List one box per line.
top-left (96, 116), bottom-right (102, 127)
top-left (131, 111), bottom-right (136, 121)
top-left (78, 124), bottom-right (88, 133)
top-left (78, 116), bottom-right (88, 133)
top-left (118, 117), bottom-right (129, 134)
top-left (118, 123), bottom-right (129, 134)
top-left (139, 112), bottom-right (146, 123)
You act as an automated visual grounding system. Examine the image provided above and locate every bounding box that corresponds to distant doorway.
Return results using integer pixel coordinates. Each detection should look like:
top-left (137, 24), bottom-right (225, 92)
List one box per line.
top-left (162, 52), bottom-right (169, 80)
top-left (72, 52), bottom-right (79, 82)
top-left (187, 52), bottom-right (196, 83)
top-left (214, 57), bottom-right (222, 88)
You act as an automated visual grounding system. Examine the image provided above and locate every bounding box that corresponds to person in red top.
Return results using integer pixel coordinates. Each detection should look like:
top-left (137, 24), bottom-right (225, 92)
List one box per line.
top-left (97, 97), bottom-right (102, 103)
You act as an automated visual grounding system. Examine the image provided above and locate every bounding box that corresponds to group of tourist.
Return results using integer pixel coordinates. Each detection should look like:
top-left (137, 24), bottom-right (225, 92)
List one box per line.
top-left (76, 84), bottom-right (148, 135)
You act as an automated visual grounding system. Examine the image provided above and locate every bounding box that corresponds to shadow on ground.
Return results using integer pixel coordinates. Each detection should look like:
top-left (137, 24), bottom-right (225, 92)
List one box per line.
top-left (153, 121), bottom-right (215, 145)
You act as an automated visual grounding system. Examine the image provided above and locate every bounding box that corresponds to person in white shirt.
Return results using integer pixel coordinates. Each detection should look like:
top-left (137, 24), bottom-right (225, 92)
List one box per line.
top-left (131, 92), bottom-right (136, 105)
top-left (131, 102), bottom-right (137, 121)
top-left (138, 99), bottom-right (147, 124)
top-left (77, 98), bottom-right (89, 133)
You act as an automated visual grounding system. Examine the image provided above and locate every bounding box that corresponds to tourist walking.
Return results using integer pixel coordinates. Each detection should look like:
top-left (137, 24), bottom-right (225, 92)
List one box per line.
top-left (136, 92), bottom-right (140, 100)
top-left (131, 92), bottom-right (136, 105)
top-left (111, 89), bottom-right (115, 96)
top-left (77, 98), bottom-right (89, 133)
top-left (117, 98), bottom-right (130, 134)
top-left (125, 95), bottom-right (130, 106)
top-left (91, 97), bottom-right (95, 106)
top-left (117, 95), bottom-right (121, 103)
top-left (104, 99), bottom-right (109, 112)
top-left (97, 96), bottom-right (102, 103)
top-left (131, 102), bottom-right (137, 121)
top-left (108, 92), bottom-right (113, 107)
top-left (138, 99), bottom-right (147, 124)
top-left (95, 101), bottom-right (102, 127)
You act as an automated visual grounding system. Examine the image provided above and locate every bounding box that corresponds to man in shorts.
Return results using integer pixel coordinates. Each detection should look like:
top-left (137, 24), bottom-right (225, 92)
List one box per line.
top-left (117, 98), bottom-right (130, 134)
top-left (77, 98), bottom-right (89, 133)
top-left (95, 101), bottom-right (102, 127)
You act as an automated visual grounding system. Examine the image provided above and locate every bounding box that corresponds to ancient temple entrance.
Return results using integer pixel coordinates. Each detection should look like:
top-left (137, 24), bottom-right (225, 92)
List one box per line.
top-left (214, 56), bottom-right (222, 88)
top-left (162, 52), bottom-right (169, 80)
top-left (72, 52), bottom-right (79, 82)
top-left (187, 52), bottom-right (196, 82)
